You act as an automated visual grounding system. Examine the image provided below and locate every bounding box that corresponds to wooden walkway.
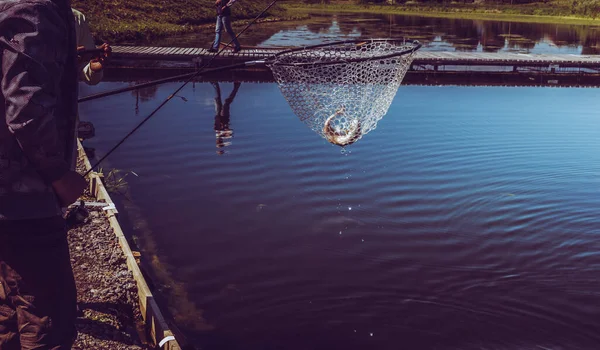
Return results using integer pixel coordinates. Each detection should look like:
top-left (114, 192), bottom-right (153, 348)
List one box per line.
top-left (105, 45), bottom-right (600, 87)
top-left (110, 45), bottom-right (600, 69)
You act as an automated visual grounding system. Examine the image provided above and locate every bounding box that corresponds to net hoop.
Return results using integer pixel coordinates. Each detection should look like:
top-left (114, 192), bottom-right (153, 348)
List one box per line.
top-left (267, 38), bottom-right (422, 67)
top-left (266, 39), bottom-right (422, 147)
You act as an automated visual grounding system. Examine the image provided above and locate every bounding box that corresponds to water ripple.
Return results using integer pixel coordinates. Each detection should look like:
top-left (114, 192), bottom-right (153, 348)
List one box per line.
top-left (80, 82), bottom-right (600, 350)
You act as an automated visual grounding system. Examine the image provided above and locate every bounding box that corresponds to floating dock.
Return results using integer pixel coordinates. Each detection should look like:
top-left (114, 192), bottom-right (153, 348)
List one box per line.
top-left (106, 45), bottom-right (600, 87)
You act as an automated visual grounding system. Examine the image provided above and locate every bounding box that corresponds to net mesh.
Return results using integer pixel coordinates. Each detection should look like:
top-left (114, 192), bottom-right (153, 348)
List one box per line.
top-left (267, 39), bottom-right (420, 146)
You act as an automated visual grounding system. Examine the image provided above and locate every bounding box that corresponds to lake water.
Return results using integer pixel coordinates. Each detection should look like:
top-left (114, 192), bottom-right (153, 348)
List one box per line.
top-left (79, 80), bottom-right (600, 349)
top-left (83, 12), bottom-right (600, 350)
top-left (151, 12), bottom-right (600, 55)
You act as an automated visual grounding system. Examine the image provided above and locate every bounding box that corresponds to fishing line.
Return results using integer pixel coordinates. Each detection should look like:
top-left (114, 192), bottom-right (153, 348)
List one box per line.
top-left (84, 0), bottom-right (280, 176)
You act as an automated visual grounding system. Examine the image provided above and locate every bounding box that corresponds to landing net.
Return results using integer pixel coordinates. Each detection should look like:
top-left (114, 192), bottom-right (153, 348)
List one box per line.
top-left (267, 39), bottom-right (421, 146)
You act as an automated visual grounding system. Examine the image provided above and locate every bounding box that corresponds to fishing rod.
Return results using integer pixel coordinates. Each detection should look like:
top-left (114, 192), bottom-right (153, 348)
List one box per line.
top-left (78, 48), bottom-right (106, 56)
top-left (84, 0), bottom-right (280, 176)
top-left (78, 71), bottom-right (198, 103)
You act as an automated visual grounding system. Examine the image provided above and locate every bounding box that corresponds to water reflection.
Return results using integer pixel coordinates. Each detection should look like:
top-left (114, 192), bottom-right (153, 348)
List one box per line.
top-left (212, 82), bottom-right (241, 154)
top-left (131, 84), bottom-right (159, 115)
top-left (155, 13), bottom-right (600, 55)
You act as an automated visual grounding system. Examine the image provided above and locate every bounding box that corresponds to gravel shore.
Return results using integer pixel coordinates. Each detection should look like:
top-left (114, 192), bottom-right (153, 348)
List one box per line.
top-left (69, 153), bottom-right (151, 349)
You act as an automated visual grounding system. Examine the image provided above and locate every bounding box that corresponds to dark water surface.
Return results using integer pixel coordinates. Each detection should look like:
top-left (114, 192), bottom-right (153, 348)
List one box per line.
top-left (79, 81), bottom-right (600, 349)
top-left (151, 12), bottom-right (600, 55)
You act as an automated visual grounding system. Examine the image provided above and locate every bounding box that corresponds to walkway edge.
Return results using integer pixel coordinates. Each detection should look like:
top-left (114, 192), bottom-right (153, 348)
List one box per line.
top-left (77, 140), bottom-right (182, 350)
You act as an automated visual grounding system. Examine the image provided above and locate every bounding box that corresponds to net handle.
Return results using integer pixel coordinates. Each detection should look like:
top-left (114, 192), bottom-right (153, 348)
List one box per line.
top-left (266, 38), bottom-right (422, 67)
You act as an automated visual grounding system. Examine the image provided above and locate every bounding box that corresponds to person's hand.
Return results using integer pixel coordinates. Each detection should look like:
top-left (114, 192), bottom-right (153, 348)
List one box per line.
top-left (89, 43), bottom-right (111, 72)
top-left (51, 171), bottom-right (87, 207)
top-left (100, 42), bottom-right (112, 58)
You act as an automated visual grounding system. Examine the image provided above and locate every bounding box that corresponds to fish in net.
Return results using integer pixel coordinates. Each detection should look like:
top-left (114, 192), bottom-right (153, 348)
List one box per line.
top-left (266, 39), bottom-right (421, 147)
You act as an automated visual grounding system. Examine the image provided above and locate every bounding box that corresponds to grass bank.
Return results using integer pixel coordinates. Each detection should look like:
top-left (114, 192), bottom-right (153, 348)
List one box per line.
top-left (283, 2), bottom-right (600, 26)
top-left (71, 0), bottom-right (303, 43)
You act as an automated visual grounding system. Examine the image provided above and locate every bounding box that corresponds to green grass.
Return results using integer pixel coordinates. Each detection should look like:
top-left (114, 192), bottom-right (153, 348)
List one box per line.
top-left (70, 0), bottom-right (600, 43)
top-left (283, 2), bottom-right (600, 26)
top-left (71, 0), bottom-right (298, 43)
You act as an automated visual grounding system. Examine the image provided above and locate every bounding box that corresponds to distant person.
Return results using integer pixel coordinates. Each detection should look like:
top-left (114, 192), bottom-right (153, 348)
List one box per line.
top-left (72, 8), bottom-right (111, 86)
top-left (0, 0), bottom-right (87, 348)
top-left (212, 82), bottom-right (241, 154)
top-left (71, 8), bottom-right (111, 162)
top-left (208, 0), bottom-right (241, 53)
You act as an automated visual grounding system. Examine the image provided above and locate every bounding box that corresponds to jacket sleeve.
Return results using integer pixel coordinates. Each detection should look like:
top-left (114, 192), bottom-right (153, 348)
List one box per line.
top-left (1, 2), bottom-right (71, 184)
top-left (81, 62), bottom-right (103, 86)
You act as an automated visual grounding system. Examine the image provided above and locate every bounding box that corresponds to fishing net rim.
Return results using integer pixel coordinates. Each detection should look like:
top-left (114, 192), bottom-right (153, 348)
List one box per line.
top-left (266, 38), bottom-right (422, 68)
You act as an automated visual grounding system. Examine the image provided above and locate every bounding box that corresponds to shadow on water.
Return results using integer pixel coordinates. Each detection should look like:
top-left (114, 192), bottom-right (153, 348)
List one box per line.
top-left (151, 12), bottom-right (600, 54)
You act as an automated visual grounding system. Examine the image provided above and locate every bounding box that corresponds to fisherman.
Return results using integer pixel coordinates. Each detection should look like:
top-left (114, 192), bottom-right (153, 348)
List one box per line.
top-left (208, 0), bottom-right (241, 53)
top-left (0, 0), bottom-right (86, 348)
top-left (72, 7), bottom-right (111, 163)
top-left (73, 7), bottom-right (111, 86)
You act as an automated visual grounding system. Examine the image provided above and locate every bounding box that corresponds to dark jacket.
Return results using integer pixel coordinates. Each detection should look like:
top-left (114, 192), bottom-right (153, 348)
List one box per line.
top-left (0, 0), bottom-right (78, 220)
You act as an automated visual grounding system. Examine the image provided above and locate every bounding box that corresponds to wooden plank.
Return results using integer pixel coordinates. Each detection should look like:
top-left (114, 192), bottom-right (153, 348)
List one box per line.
top-left (173, 47), bottom-right (186, 55)
top-left (161, 47), bottom-right (175, 55)
top-left (131, 47), bottom-right (147, 55)
top-left (127, 46), bottom-right (144, 54)
top-left (164, 47), bottom-right (175, 54)
top-left (139, 47), bottom-right (155, 54)
top-left (111, 46), bottom-right (128, 53)
top-left (140, 47), bottom-right (158, 55)
top-left (153, 47), bottom-right (169, 55)
top-left (170, 47), bottom-right (184, 55)
top-left (143, 47), bottom-right (161, 55)
top-left (168, 48), bottom-right (181, 55)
